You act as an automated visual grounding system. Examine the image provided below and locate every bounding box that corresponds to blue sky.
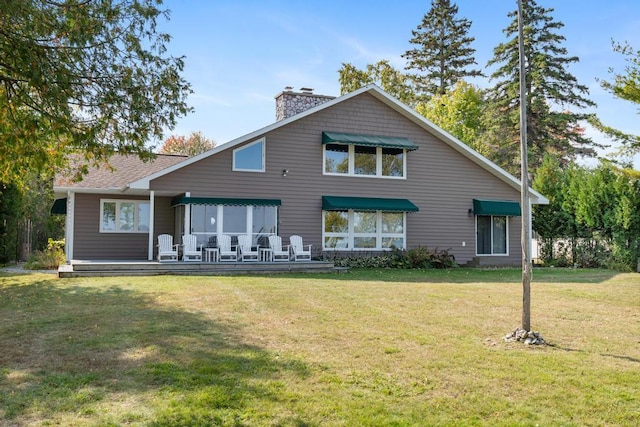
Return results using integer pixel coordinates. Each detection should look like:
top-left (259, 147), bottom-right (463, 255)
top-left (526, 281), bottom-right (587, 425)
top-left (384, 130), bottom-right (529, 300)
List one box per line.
top-left (158, 0), bottom-right (640, 166)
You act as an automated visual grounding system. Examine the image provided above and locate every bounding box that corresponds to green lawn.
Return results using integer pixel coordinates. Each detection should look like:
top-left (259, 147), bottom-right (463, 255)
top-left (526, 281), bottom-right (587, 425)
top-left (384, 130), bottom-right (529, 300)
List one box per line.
top-left (0, 268), bottom-right (638, 426)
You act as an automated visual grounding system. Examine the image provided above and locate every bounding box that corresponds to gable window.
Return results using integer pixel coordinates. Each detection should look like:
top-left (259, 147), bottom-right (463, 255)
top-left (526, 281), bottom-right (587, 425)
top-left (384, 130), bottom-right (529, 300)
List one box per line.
top-left (233, 138), bottom-right (265, 172)
top-left (101, 199), bottom-right (150, 233)
top-left (321, 132), bottom-right (416, 179)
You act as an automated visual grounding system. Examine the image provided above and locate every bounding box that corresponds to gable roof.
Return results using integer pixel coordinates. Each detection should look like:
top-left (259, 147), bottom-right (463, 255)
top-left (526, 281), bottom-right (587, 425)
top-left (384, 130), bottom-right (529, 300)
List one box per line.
top-left (55, 153), bottom-right (187, 194)
top-left (130, 85), bottom-right (548, 204)
top-left (56, 85), bottom-right (548, 204)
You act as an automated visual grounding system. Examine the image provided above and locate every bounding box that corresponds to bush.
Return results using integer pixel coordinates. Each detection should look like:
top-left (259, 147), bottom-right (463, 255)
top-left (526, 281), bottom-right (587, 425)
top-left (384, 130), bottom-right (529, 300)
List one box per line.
top-left (406, 246), bottom-right (457, 269)
top-left (24, 238), bottom-right (65, 270)
top-left (328, 247), bottom-right (457, 269)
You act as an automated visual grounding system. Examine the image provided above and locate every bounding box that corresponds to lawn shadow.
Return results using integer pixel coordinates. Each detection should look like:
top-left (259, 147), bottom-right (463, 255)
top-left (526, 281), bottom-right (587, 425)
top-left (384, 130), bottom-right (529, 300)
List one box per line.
top-left (546, 343), bottom-right (640, 364)
top-left (0, 275), bottom-right (311, 425)
top-left (282, 267), bottom-right (622, 284)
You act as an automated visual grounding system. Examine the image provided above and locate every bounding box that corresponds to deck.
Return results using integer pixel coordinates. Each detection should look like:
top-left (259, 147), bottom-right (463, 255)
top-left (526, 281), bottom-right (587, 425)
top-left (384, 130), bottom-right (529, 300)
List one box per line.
top-left (58, 260), bottom-right (338, 278)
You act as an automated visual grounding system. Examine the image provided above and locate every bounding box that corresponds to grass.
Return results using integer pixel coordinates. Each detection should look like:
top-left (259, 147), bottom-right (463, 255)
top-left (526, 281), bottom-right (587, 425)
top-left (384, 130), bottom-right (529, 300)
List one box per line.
top-left (0, 268), bottom-right (638, 426)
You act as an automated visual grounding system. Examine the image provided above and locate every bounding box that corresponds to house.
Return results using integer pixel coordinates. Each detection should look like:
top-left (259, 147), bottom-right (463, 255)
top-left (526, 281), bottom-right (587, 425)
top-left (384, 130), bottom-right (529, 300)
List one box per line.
top-left (53, 85), bottom-right (548, 266)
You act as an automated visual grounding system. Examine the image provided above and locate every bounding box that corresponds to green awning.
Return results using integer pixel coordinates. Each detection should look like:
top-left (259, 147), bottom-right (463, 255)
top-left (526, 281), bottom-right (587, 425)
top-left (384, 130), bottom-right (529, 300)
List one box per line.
top-left (473, 199), bottom-right (521, 216)
top-left (322, 195), bottom-right (419, 212)
top-left (171, 197), bottom-right (281, 207)
top-left (51, 198), bottom-right (67, 215)
top-left (322, 131), bottom-right (418, 151)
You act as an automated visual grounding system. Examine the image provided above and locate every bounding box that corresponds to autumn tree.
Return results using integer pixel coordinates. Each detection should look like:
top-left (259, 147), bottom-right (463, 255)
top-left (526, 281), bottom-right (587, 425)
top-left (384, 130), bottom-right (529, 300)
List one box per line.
top-left (402, 0), bottom-right (482, 98)
top-left (160, 131), bottom-right (216, 157)
top-left (483, 0), bottom-right (598, 176)
top-left (0, 0), bottom-right (192, 185)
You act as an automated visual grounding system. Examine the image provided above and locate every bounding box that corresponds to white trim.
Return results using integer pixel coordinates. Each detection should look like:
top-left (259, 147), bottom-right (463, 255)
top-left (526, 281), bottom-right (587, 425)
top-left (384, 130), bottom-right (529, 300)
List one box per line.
top-left (65, 191), bottom-right (75, 262)
top-left (124, 85), bottom-right (547, 205)
top-left (148, 191), bottom-right (155, 260)
top-left (184, 192), bottom-right (191, 235)
top-left (232, 137), bottom-right (266, 172)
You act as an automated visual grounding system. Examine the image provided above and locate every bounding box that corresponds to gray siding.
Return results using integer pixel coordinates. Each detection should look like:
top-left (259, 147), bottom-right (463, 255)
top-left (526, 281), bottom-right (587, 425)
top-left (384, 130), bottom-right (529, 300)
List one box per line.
top-left (150, 93), bottom-right (523, 265)
top-left (73, 194), bottom-right (174, 260)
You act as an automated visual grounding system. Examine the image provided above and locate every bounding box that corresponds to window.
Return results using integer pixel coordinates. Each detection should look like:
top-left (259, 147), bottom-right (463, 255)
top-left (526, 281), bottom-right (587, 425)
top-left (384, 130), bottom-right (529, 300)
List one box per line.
top-left (323, 210), bottom-right (406, 250)
top-left (189, 204), bottom-right (278, 246)
top-left (100, 200), bottom-right (150, 233)
top-left (476, 215), bottom-right (508, 255)
top-left (233, 138), bottom-right (265, 172)
top-left (323, 143), bottom-right (406, 178)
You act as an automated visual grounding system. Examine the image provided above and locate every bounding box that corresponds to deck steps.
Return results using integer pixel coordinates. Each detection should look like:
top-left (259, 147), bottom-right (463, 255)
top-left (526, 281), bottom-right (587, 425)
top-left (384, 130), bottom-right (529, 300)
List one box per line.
top-left (58, 261), bottom-right (336, 278)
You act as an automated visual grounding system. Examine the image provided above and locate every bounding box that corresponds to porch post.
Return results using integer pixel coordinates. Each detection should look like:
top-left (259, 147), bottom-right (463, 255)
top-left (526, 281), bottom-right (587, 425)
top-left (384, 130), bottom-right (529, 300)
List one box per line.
top-left (148, 190), bottom-right (155, 260)
top-left (184, 192), bottom-right (191, 238)
top-left (65, 191), bottom-right (75, 263)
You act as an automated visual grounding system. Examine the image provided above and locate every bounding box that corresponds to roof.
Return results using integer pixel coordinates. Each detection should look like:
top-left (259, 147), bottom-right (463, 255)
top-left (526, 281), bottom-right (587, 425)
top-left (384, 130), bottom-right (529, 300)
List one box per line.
top-left (54, 85), bottom-right (548, 205)
top-left (54, 153), bottom-right (187, 194)
top-left (127, 85), bottom-right (548, 204)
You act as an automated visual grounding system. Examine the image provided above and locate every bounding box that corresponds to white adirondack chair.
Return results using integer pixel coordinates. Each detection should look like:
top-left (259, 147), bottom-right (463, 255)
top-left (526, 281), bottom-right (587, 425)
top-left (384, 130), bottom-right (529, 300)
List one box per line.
top-left (237, 234), bottom-right (259, 262)
top-left (182, 234), bottom-right (203, 262)
top-left (217, 234), bottom-right (237, 262)
top-left (289, 235), bottom-right (312, 261)
top-left (268, 235), bottom-right (290, 262)
top-left (157, 234), bottom-right (179, 262)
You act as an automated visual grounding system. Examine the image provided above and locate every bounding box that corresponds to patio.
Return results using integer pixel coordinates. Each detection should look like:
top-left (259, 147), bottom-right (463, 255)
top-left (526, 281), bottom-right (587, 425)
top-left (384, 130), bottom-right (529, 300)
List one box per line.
top-left (58, 259), bottom-right (337, 278)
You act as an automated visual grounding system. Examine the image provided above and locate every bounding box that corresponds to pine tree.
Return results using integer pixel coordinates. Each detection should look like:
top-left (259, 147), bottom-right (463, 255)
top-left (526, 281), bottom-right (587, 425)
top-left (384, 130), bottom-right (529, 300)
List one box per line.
top-left (482, 0), bottom-right (598, 176)
top-left (402, 0), bottom-right (482, 98)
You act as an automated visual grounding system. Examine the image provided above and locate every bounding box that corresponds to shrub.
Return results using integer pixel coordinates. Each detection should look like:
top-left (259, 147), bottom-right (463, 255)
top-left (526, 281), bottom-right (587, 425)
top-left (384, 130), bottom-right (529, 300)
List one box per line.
top-left (24, 238), bottom-right (65, 270)
top-left (327, 247), bottom-right (457, 269)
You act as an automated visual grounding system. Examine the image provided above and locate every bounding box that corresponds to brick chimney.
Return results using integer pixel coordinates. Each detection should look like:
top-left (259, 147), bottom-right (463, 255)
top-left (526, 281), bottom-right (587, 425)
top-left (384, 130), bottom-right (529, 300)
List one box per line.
top-left (275, 87), bottom-right (335, 121)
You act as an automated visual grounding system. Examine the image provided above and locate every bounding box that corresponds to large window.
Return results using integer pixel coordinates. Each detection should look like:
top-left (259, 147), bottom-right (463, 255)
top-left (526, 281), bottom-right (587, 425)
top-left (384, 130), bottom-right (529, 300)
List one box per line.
top-left (476, 215), bottom-right (508, 255)
top-left (101, 199), bottom-right (150, 233)
top-left (233, 138), bottom-right (265, 172)
top-left (323, 143), bottom-right (406, 178)
top-left (323, 210), bottom-right (406, 250)
top-left (190, 204), bottom-right (277, 246)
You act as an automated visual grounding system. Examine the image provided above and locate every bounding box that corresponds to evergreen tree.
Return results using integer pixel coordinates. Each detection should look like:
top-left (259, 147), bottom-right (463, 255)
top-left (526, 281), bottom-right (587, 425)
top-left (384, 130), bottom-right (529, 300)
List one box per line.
top-left (482, 0), bottom-right (598, 177)
top-left (402, 0), bottom-right (482, 98)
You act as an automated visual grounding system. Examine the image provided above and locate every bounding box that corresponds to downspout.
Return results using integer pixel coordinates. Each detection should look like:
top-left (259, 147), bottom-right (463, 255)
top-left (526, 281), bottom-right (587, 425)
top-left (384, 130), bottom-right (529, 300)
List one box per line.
top-left (65, 191), bottom-right (75, 262)
top-left (148, 190), bottom-right (155, 260)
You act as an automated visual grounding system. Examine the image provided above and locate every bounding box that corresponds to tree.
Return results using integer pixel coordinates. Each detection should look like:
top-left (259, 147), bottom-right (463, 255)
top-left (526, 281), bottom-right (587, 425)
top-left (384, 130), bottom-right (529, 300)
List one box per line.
top-left (415, 81), bottom-right (489, 156)
top-left (0, 0), bottom-right (192, 185)
top-left (482, 0), bottom-right (598, 177)
top-left (595, 41), bottom-right (640, 155)
top-left (160, 131), bottom-right (216, 157)
top-left (402, 0), bottom-right (482, 98)
top-left (338, 61), bottom-right (416, 106)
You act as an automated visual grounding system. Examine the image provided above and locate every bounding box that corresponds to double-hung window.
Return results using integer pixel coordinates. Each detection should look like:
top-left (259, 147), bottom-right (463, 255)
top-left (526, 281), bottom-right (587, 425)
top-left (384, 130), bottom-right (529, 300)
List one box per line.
top-left (101, 199), bottom-right (150, 233)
